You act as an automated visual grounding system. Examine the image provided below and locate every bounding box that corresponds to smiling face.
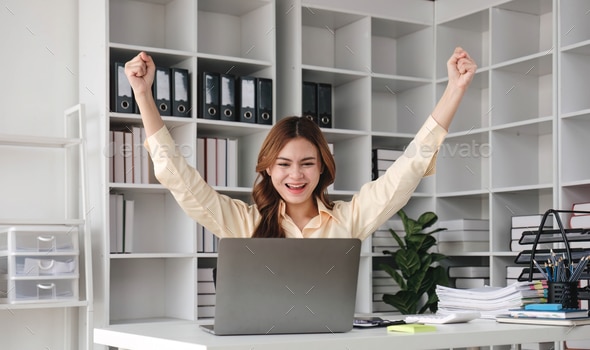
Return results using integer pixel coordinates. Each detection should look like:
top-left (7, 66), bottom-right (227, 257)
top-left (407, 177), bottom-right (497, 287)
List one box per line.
top-left (266, 137), bottom-right (322, 209)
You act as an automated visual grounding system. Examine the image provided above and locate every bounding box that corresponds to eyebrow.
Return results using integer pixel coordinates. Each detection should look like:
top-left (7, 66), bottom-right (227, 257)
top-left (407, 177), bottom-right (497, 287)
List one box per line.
top-left (276, 156), bottom-right (317, 162)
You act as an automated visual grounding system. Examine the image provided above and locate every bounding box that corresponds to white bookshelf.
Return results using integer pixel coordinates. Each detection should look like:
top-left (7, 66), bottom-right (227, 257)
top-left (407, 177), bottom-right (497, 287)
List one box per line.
top-left (79, 0), bottom-right (590, 342)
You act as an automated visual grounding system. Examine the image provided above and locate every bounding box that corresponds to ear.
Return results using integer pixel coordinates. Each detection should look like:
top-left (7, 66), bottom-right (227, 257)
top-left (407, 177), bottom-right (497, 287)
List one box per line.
top-left (266, 168), bottom-right (271, 176)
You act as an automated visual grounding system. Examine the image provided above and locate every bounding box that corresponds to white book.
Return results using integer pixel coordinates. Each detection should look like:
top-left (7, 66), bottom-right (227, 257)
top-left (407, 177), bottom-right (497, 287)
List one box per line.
top-left (123, 199), bottom-right (134, 253)
top-left (438, 230), bottom-right (490, 242)
top-left (438, 241), bottom-right (489, 254)
top-left (374, 159), bottom-right (394, 170)
top-left (373, 148), bottom-right (404, 161)
top-left (572, 202), bottom-right (590, 213)
top-left (197, 305), bottom-right (215, 318)
top-left (226, 138), bottom-right (238, 187)
top-left (511, 214), bottom-right (552, 228)
top-left (197, 282), bottom-right (216, 294)
top-left (205, 137), bottom-right (217, 186)
top-left (569, 214), bottom-right (590, 229)
top-left (197, 267), bottom-right (215, 282)
top-left (140, 127), bottom-right (150, 184)
top-left (197, 294), bottom-right (216, 306)
top-left (455, 278), bottom-right (489, 289)
top-left (371, 237), bottom-right (399, 247)
top-left (124, 131), bottom-right (134, 183)
top-left (511, 227), bottom-right (534, 240)
top-left (197, 224), bottom-right (204, 253)
top-left (216, 138), bottom-right (227, 186)
top-left (438, 219), bottom-right (489, 231)
top-left (448, 266), bottom-right (490, 278)
top-left (197, 138), bottom-right (206, 178)
top-left (109, 194), bottom-right (118, 253)
top-left (109, 193), bottom-right (124, 253)
top-left (132, 126), bottom-right (142, 184)
top-left (112, 130), bottom-right (125, 183)
top-left (506, 266), bottom-right (524, 279)
top-left (203, 227), bottom-right (216, 253)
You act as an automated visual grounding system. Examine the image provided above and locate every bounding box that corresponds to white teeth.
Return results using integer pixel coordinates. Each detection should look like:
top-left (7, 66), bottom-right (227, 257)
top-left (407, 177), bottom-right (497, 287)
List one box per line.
top-left (288, 184), bottom-right (304, 189)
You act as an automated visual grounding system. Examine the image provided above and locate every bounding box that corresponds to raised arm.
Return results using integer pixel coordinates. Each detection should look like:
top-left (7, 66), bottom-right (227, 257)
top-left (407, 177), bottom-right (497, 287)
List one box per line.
top-left (431, 47), bottom-right (477, 130)
top-left (124, 52), bottom-right (165, 136)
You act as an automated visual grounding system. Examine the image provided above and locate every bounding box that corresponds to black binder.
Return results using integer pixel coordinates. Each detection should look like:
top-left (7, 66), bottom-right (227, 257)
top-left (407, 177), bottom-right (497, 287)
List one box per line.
top-left (317, 83), bottom-right (332, 128)
top-left (256, 77), bottom-right (273, 125)
top-left (170, 67), bottom-right (191, 117)
top-left (153, 66), bottom-right (171, 116)
top-left (237, 76), bottom-right (256, 123)
top-left (201, 71), bottom-right (219, 120)
top-left (112, 62), bottom-right (134, 113)
top-left (302, 81), bottom-right (318, 124)
top-left (220, 74), bottom-right (236, 122)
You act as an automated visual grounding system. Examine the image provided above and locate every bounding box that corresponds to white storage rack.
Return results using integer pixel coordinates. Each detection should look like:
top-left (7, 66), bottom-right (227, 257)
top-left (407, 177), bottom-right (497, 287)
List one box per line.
top-left (0, 104), bottom-right (93, 349)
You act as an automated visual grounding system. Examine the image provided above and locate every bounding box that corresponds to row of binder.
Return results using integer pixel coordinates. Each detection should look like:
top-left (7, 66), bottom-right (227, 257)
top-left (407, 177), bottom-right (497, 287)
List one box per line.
top-left (302, 81), bottom-right (332, 128)
top-left (111, 62), bottom-right (191, 117)
top-left (200, 72), bottom-right (273, 125)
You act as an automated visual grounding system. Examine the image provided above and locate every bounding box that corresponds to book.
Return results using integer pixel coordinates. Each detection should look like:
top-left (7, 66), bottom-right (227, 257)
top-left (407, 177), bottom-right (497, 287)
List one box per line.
top-left (572, 202), bottom-right (590, 213)
top-left (448, 266), bottom-right (490, 278)
top-left (509, 308), bottom-right (589, 319)
top-left (496, 315), bottom-right (590, 326)
top-left (511, 214), bottom-right (553, 228)
top-left (437, 219), bottom-right (489, 231)
top-left (569, 214), bottom-right (590, 229)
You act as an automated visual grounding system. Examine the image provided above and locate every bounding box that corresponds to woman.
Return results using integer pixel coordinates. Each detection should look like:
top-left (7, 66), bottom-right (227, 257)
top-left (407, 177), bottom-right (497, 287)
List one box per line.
top-left (124, 47), bottom-right (477, 240)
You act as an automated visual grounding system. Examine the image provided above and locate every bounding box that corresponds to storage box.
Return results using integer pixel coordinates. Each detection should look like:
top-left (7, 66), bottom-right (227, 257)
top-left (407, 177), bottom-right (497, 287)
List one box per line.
top-left (0, 225), bottom-right (80, 304)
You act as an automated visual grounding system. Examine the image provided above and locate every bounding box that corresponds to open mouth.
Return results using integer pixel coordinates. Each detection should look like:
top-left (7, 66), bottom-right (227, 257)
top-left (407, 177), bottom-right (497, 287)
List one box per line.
top-left (286, 184), bottom-right (306, 190)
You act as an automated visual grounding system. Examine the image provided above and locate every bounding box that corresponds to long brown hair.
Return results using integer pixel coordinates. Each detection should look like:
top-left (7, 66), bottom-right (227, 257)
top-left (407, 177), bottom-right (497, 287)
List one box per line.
top-left (252, 116), bottom-right (336, 237)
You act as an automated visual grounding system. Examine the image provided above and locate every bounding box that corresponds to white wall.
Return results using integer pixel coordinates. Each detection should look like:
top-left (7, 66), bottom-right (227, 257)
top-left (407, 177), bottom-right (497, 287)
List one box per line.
top-left (0, 0), bottom-right (79, 349)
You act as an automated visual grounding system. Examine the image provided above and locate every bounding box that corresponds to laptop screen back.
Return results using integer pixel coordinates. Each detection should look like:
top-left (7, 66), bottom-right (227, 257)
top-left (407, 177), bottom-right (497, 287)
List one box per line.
top-left (210, 237), bottom-right (361, 335)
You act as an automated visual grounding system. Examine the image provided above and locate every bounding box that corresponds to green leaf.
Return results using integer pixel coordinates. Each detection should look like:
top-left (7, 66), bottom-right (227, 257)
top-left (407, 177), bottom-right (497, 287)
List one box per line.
top-left (394, 249), bottom-right (421, 276)
top-left (417, 211), bottom-right (438, 229)
top-left (378, 263), bottom-right (407, 290)
top-left (382, 291), bottom-right (421, 315)
top-left (387, 228), bottom-right (406, 249)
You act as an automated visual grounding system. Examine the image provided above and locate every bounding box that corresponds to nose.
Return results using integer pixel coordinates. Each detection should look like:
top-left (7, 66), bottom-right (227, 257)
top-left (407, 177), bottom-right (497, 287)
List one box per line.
top-left (289, 165), bottom-right (304, 179)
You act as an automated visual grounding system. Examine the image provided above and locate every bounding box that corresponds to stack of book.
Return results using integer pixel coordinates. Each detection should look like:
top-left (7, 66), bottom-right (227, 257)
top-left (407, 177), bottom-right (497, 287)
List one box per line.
top-left (372, 269), bottom-right (400, 313)
top-left (496, 303), bottom-right (590, 326)
top-left (436, 280), bottom-right (547, 319)
top-left (510, 214), bottom-right (553, 253)
top-left (371, 219), bottom-right (404, 254)
top-left (197, 224), bottom-right (219, 253)
top-left (437, 219), bottom-right (489, 254)
top-left (570, 201), bottom-right (590, 233)
top-left (197, 267), bottom-right (216, 319)
top-left (197, 137), bottom-right (238, 187)
top-left (371, 148), bottom-right (404, 180)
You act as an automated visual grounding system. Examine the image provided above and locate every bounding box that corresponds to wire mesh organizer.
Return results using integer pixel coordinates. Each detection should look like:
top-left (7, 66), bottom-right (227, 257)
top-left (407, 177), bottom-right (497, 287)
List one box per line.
top-left (520, 209), bottom-right (590, 306)
top-left (515, 209), bottom-right (590, 307)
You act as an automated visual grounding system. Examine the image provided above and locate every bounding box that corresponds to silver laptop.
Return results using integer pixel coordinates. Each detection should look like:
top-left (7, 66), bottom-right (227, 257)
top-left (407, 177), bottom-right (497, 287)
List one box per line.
top-left (200, 237), bottom-right (361, 335)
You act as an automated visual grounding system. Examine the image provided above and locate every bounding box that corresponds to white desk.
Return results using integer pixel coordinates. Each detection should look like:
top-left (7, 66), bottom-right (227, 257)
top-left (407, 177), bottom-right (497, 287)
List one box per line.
top-left (94, 319), bottom-right (590, 350)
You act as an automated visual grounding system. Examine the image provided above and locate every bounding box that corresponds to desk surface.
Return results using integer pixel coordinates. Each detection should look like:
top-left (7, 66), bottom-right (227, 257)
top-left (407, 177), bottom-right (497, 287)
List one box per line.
top-left (94, 319), bottom-right (590, 350)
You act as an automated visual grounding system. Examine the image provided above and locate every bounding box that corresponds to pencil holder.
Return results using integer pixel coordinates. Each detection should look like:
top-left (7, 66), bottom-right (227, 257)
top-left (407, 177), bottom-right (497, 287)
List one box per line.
top-left (548, 281), bottom-right (579, 309)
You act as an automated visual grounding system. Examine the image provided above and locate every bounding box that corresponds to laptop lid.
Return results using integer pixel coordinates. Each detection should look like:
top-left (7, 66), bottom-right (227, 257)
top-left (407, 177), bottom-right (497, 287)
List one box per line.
top-left (203, 237), bottom-right (361, 335)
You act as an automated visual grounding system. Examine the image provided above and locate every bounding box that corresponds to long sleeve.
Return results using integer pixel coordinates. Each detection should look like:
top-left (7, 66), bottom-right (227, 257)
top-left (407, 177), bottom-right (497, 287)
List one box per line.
top-left (333, 115), bottom-right (448, 240)
top-left (145, 126), bottom-right (260, 238)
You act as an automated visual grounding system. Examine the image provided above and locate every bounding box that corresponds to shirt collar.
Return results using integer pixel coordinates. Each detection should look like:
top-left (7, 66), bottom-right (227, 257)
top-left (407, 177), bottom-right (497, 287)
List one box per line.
top-left (278, 198), bottom-right (338, 223)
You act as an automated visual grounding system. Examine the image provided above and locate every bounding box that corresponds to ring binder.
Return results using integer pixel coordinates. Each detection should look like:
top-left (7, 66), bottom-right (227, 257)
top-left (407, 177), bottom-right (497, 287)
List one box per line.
top-left (153, 67), bottom-right (171, 116)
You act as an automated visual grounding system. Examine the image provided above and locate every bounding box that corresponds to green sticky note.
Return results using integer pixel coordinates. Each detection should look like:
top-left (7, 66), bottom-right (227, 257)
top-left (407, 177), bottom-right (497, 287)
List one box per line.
top-left (387, 324), bottom-right (437, 333)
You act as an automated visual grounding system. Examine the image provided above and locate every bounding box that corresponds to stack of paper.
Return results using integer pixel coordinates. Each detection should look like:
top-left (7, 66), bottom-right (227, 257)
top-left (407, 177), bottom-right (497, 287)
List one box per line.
top-left (436, 281), bottom-right (546, 319)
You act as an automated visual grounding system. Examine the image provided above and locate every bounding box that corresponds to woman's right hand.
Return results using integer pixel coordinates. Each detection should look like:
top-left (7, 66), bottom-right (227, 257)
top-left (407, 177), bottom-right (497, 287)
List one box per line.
top-left (124, 51), bottom-right (155, 97)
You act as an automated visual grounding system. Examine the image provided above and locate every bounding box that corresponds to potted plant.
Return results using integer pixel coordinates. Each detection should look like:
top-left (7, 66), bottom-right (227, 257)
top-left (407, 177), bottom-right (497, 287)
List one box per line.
top-left (379, 209), bottom-right (449, 314)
